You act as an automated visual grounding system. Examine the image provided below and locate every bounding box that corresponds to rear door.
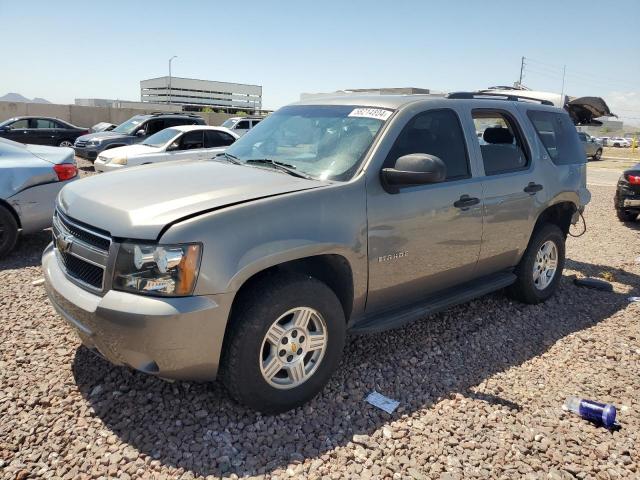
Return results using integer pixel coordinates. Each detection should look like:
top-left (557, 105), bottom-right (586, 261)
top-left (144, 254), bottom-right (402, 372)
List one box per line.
top-left (366, 107), bottom-right (484, 313)
top-left (204, 129), bottom-right (237, 157)
top-left (469, 108), bottom-right (542, 275)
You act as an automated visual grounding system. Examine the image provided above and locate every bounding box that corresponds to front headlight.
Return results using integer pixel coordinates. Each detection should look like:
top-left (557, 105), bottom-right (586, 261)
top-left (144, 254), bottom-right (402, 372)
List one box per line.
top-left (108, 156), bottom-right (127, 165)
top-left (87, 139), bottom-right (102, 146)
top-left (113, 243), bottom-right (202, 296)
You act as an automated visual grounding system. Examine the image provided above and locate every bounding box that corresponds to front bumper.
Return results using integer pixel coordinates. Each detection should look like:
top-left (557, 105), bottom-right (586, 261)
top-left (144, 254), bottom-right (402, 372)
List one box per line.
top-left (93, 158), bottom-right (124, 173)
top-left (42, 244), bottom-right (233, 381)
top-left (73, 146), bottom-right (99, 161)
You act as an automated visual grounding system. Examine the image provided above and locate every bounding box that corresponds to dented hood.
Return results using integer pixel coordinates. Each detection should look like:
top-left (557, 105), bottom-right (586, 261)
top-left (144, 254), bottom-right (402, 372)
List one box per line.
top-left (58, 160), bottom-right (329, 239)
top-left (565, 96), bottom-right (615, 126)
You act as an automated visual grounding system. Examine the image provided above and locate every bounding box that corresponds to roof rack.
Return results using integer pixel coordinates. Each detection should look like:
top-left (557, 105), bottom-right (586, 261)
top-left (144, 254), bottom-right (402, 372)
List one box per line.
top-left (446, 91), bottom-right (554, 106)
top-left (148, 111), bottom-right (202, 117)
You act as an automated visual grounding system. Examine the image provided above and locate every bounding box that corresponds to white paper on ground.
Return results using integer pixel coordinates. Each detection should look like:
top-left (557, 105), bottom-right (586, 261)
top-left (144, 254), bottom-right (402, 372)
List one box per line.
top-left (366, 390), bottom-right (400, 414)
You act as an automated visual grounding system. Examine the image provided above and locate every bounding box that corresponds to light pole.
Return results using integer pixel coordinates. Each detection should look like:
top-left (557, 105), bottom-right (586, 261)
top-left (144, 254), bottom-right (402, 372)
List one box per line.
top-left (168, 56), bottom-right (178, 105)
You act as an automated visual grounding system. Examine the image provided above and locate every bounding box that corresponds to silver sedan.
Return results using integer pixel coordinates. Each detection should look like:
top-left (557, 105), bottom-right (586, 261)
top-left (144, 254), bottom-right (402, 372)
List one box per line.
top-left (0, 138), bottom-right (78, 257)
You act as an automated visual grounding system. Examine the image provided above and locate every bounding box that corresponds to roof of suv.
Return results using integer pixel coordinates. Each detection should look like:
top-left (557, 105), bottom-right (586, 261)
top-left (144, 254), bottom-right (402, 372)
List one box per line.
top-left (293, 93), bottom-right (564, 113)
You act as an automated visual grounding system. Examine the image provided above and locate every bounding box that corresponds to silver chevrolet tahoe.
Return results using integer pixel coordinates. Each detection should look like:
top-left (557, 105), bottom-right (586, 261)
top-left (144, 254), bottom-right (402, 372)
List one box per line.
top-left (43, 92), bottom-right (590, 413)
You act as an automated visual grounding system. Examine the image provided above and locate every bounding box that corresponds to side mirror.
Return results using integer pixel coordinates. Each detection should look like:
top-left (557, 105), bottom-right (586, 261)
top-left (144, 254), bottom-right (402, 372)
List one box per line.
top-left (166, 141), bottom-right (180, 151)
top-left (381, 154), bottom-right (446, 193)
top-left (136, 129), bottom-right (146, 137)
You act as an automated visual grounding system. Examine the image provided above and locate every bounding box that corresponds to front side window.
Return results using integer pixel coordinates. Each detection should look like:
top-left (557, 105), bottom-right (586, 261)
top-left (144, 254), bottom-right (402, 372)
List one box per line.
top-left (236, 120), bottom-right (251, 129)
top-left (179, 130), bottom-right (204, 150)
top-left (472, 110), bottom-right (529, 175)
top-left (385, 109), bottom-right (470, 180)
top-left (113, 115), bottom-right (147, 134)
top-left (8, 119), bottom-right (29, 129)
top-left (141, 128), bottom-right (180, 148)
top-left (145, 120), bottom-right (167, 136)
top-left (224, 105), bottom-right (390, 181)
top-left (527, 110), bottom-right (585, 165)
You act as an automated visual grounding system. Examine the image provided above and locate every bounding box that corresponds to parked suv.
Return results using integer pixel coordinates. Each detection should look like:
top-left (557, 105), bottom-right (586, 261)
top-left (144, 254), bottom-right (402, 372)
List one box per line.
top-left (73, 113), bottom-right (206, 161)
top-left (220, 116), bottom-right (263, 136)
top-left (614, 162), bottom-right (640, 222)
top-left (577, 131), bottom-right (603, 160)
top-left (43, 93), bottom-right (590, 413)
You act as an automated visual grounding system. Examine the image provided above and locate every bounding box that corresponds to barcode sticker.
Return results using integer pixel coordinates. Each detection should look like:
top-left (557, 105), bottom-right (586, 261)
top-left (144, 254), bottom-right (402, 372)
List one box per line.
top-left (348, 108), bottom-right (393, 121)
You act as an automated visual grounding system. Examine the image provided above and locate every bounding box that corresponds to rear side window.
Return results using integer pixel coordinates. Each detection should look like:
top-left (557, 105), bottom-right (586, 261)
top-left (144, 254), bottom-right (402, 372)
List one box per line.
top-left (385, 109), bottom-right (470, 180)
top-left (204, 130), bottom-right (236, 148)
top-left (527, 110), bottom-right (585, 165)
top-left (472, 110), bottom-right (529, 175)
top-left (35, 119), bottom-right (57, 129)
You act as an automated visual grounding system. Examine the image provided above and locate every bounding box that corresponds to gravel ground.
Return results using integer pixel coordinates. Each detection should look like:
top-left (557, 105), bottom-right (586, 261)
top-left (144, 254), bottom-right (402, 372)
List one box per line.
top-left (1, 162), bottom-right (639, 479)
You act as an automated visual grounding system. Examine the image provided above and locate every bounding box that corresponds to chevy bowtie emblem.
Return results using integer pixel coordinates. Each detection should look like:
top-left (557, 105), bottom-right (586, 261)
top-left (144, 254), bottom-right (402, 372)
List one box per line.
top-left (57, 233), bottom-right (74, 253)
top-left (290, 343), bottom-right (297, 353)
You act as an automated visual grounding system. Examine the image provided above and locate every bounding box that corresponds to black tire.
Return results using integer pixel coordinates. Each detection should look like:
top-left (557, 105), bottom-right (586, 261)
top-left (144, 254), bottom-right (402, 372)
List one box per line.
top-left (221, 273), bottom-right (346, 413)
top-left (593, 149), bottom-right (602, 161)
top-left (616, 208), bottom-right (637, 222)
top-left (507, 224), bottom-right (565, 304)
top-left (0, 205), bottom-right (19, 258)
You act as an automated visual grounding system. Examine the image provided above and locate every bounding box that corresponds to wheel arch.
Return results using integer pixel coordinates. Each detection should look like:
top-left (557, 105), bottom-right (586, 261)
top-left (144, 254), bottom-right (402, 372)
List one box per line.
top-left (533, 200), bottom-right (577, 236)
top-left (229, 253), bottom-right (356, 324)
top-left (0, 198), bottom-right (22, 229)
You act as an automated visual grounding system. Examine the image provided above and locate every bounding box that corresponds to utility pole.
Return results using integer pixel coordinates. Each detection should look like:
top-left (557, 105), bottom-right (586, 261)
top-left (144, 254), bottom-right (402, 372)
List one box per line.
top-left (168, 56), bottom-right (178, 105)
top-left (560, 64), bottom-right (566, 105)
top-left (518, 56), bottom-right (525, 88)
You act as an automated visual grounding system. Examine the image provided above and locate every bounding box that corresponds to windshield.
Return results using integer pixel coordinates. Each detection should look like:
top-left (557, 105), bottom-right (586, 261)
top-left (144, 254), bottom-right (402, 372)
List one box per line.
top-left (142, 128), bottom-right (181, 147)
top-left (221, 118), bottom-right (238, 128)
top-left (224, 105), bottom-right (391, 181)
top-left (112, 115), bottom-right (146, 135)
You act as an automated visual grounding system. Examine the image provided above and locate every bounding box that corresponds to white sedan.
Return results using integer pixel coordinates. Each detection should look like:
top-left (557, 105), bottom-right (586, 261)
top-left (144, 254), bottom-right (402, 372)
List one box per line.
top-left (94, 125), bottom-right (239, 172)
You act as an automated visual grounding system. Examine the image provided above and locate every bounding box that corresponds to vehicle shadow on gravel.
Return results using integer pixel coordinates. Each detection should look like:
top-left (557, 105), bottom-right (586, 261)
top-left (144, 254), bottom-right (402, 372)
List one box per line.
top-left (0, 230), bottom-right (50, 271)
top-left (72, 259), bottom-right (639, 478)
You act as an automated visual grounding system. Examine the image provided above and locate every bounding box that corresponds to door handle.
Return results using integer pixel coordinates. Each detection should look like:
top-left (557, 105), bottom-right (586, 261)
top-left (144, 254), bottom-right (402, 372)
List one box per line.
top-left (524, 182), bottom-right (543, 194)
top-left (454, 195), bottom-right (480, 210)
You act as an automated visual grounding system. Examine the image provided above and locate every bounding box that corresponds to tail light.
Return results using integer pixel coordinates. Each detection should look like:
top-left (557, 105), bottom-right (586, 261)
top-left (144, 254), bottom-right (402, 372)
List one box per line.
top-left (53, 163), bottom-right (78, 181)
top-left (627, 174), bottom-right (640, 185)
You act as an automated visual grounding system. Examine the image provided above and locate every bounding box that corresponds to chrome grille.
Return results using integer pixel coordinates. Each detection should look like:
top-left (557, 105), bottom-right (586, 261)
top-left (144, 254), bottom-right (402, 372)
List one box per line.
top-left (52, 210), bottom-right (111, 292)
top-left (74, 140), bottom-right (87, 147)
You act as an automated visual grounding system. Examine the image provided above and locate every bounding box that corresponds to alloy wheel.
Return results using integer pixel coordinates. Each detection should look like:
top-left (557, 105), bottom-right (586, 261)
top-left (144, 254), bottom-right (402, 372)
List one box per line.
top-left (533, 240), bottom-right (558, 290)
top-left (259, 306), bottom-right (328, 389)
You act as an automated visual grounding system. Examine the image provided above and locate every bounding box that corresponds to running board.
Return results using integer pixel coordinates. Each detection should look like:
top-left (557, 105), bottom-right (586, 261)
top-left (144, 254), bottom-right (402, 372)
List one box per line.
top-left (350, 272), bottom-right (517, 334)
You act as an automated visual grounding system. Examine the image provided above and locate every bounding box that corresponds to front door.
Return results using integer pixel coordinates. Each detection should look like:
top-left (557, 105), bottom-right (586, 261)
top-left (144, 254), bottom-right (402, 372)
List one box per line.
top-left (366, 108), bottom-right (483, 313)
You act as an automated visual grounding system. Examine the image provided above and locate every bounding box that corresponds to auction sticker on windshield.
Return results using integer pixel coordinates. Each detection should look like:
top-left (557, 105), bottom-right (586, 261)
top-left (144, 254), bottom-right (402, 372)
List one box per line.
top-left (348, 108), bottom-right (393, 121)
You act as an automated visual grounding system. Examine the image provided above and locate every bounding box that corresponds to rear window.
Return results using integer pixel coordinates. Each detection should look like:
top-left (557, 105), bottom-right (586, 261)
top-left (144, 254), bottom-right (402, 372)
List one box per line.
top-left (527, 110), bottom-right (585, 165)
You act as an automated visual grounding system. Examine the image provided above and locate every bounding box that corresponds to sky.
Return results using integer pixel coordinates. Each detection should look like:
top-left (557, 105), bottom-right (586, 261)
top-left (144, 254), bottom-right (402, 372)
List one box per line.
top-left (1, 0), bottom-right (639, 124)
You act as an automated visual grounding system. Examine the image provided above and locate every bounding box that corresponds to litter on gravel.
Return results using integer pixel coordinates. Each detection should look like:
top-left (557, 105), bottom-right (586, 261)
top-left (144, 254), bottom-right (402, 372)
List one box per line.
top-left (365, 391), bottom-right (400, 414)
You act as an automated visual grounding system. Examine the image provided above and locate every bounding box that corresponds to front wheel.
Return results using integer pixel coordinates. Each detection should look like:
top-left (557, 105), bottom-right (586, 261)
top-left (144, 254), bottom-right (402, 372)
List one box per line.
top-left (507, 224), bottom-right (565, 304)
top-left (221, 273), bottom-right (346, 413)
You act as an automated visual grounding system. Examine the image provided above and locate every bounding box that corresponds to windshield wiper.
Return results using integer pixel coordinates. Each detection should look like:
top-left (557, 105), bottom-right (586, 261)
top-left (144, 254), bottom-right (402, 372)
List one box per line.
top-left (214, 152), bottom-right (242, 164)
top-left (245, 159), bottom-right (314, 180)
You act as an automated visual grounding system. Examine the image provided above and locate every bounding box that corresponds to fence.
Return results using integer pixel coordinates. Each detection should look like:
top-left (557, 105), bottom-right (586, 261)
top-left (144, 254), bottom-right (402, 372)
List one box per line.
top-left (0, 101), bottom-right (233, 127)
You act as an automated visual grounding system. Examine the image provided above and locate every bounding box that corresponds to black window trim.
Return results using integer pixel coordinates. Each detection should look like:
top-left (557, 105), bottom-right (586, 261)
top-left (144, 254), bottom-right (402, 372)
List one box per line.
top-left (383, 107), bottom-right (472, 184)
top-left (471, 107), bottom-right (532, 177)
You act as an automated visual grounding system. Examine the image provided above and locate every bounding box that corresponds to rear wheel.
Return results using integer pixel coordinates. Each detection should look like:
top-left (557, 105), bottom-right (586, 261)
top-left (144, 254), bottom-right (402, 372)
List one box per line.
top-left (221, 273), bottom-right (346, 413)
top-left (58, 140), bottom-right (74, 147)
top-left (593, 149), bottom-right (602, 161)
top-left (0, 206), bottom-right (19, 258)
top-left (616, 208), bottom-right (637, 222)
top-left (507, 224), bottom-right (565, 304)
